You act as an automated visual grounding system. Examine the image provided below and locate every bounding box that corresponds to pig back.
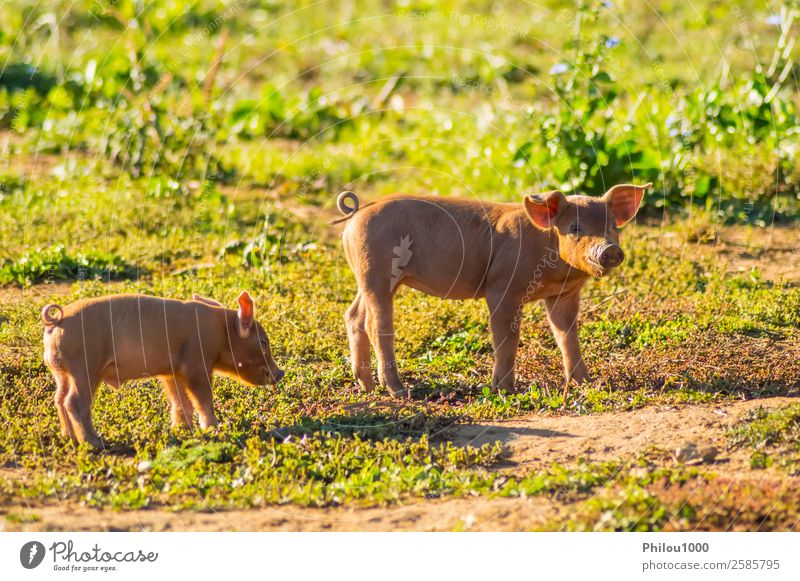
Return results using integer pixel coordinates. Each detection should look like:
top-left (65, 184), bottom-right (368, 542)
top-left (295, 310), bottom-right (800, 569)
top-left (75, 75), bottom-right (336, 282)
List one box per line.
top-left (345, 195), bottom-right (500, 299)
top-left (57, 295), bottom-right (226, 379)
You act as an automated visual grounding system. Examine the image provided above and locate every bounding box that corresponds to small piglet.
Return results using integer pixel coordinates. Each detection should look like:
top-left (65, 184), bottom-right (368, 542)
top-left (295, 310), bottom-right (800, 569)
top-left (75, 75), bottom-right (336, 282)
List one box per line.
top-left (42, 292), bottom-right (283, 448)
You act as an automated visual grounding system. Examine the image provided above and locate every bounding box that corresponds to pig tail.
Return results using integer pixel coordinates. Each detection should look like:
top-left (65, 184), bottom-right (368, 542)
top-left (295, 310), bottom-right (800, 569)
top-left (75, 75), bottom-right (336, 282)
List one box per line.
top-left (331, 191), bottom-right (366, 225)
top-left (41, 304), bottom-right (64, 326)
top-left (336, 191), bottom-right (360, 216)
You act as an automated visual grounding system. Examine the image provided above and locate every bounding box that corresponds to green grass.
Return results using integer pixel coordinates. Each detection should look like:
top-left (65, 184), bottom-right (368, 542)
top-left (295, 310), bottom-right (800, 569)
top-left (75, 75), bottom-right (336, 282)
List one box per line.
top-left (1, 0), bottom-right (798, 218)
top-left (0, 0), bottom-right (799, 529)
top-left (1, 159), bottom-right (798, 520)
top-left (0, 231), bottom-right (797, 520)
top-left (728, 404), bottom-right (800, 472)
top-left (0, 244), bottom-right (138, 286)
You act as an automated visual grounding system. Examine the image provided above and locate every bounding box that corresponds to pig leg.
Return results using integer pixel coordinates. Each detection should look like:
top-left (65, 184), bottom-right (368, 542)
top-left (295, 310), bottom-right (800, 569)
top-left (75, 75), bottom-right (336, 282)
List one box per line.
top-left (162, 375), bottom-right (195, 429)
top-left (363, 290), bottom-right (407, 399)
top-left (486, 291), bottom-right (522, 391)
top-left (53, 372), bottom-right (74, 439)
top-left (63, 369), bottom-right (102, 448)
top-left (345, 292), bottom-right (375, 391)
top-left (184, 371), bottom-right (217, 429)
top-left (544, 293), bottom-right (591, 387)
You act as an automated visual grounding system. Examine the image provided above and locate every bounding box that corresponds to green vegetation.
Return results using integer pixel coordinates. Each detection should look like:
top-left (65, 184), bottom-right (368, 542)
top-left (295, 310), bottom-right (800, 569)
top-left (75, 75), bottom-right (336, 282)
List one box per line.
top-left (728, 403), bottom-right (800, 472)
top-left (1, 0), bottom-right (798, 219)
top-left (0, 244), bottom-right (138, 286)
top-left (0, 0), bottom-right (798, 530)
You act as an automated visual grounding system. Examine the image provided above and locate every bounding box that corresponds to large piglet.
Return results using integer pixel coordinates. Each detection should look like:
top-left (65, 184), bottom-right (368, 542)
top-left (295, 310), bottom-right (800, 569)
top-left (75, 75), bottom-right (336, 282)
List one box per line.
top-left (336, 184), bottom-right (651, 398)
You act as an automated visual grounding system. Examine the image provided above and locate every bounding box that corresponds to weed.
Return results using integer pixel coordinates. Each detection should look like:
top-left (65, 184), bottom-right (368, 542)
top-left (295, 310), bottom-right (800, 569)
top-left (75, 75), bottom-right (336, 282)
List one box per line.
top-left (0, 245), bottom-right (138, 286)
top-left (727, 404), bottom-right (800, 473)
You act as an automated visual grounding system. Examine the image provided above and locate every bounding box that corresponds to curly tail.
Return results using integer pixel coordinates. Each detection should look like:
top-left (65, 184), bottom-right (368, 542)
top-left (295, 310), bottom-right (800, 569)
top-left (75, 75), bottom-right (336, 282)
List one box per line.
top-left (337, 191), bottom-right (359, 215)
top-left (331, 191), bottom-right (362, 225)
top-left (42, 304), bottom-right (64, 326)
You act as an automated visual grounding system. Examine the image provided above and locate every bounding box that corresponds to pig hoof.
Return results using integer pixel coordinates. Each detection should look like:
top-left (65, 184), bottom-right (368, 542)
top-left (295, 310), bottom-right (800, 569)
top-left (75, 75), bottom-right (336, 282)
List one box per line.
top-left (170, 417), bottom-right (194, 430)
top-left (492, 384), bottom-right (515, 393)
top-left (387, 386), bottom-right (410, 400)
top-left (79, 437), bottom-right (103, 450)
top-left (357, 379), bottom-right (376, 392)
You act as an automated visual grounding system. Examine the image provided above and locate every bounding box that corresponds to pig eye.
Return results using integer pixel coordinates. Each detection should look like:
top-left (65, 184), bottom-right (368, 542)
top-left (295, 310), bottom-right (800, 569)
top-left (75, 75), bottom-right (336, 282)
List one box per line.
top-left (568, 223), bottom-right (583, 236)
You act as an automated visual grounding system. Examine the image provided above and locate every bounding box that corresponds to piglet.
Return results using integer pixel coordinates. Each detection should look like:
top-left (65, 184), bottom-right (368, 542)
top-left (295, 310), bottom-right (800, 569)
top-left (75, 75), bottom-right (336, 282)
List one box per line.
top-left (41, 292), bottom-right (283, 448)
top-left (336, 184), bottom-right (652, 398)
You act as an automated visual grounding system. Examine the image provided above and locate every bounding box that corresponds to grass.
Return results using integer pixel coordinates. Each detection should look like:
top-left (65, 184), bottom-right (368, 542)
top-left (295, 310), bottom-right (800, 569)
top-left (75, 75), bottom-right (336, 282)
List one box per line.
top-left (0, 0), bottom-right (799, 530)
top-left (0, 218), bottom-right (797, 526)
top-left (727, 403), bottom-right (800, 473)
top-left (0, 244), bottom-right (139, 286)
top-left (555, 474), bottom-right (800, 531)
top-left (1, 1), bottom-right (798, 216)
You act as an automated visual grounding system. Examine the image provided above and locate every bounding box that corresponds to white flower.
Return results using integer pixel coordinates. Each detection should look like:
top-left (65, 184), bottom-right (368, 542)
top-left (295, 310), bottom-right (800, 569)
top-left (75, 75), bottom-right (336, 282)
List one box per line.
top-left (549, 63), bottom-right (569, 75)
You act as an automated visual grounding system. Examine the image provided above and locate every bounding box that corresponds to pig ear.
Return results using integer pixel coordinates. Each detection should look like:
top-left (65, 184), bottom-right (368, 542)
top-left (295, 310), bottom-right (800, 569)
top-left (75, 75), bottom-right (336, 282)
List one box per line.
top-left (524, 190), bottom-right (565, 230)
top-left (236, 291), bottom-right (255, 339)
top-left (604, 183), bottom-right (652, 227)
top-left (193, 294), bottom-right (223, 307)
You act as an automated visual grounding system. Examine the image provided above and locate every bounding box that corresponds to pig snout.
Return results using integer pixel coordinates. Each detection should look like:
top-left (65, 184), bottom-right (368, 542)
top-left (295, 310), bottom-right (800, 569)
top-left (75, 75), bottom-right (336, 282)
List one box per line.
top-left (593, 243), bottom-right (625, 270)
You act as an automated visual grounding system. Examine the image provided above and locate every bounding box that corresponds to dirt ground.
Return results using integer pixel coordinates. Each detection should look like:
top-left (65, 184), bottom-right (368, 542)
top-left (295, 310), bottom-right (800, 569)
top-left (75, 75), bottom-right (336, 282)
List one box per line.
top-left (667, 223), bottom-right (800, 283)
top-left (3, 396), bottom-right (796, 532)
